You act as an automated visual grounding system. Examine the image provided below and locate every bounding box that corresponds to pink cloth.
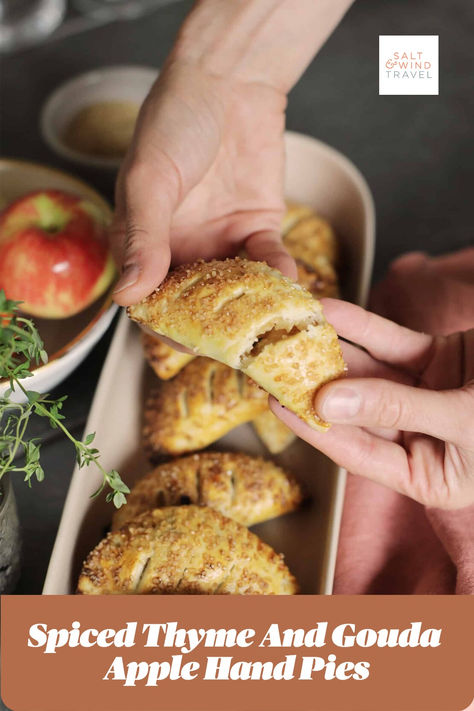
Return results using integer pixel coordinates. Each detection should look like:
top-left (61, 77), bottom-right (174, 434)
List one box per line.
top-left (334, 249), bottom-right (474, 594)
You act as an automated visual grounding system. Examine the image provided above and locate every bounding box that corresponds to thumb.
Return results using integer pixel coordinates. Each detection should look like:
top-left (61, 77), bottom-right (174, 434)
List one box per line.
top-left (314, 378), bottom-right (474, 448)
top-left (245, 229), bottom-right (297, 280)
top-left (111, 163), bottom-right (173, 306)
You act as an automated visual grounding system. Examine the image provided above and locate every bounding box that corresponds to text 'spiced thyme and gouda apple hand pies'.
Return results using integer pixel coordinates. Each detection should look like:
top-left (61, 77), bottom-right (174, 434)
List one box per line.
top-left (143, 358), bottom-right (268, 456)
top-left (129, 257), bottom-right (345, 430)
top-left (78, 506), bottom-right (298, 595)
top-left (111, 451), bottom-right (302, 531)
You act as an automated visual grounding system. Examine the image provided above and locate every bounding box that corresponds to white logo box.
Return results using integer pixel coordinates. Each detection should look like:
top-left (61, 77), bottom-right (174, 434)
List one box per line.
top-left (379, 35), bottom-right (439, 95)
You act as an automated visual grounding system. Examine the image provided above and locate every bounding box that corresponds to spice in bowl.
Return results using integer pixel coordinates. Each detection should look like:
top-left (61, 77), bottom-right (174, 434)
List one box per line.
top-left (62, 100), bottom-right (140, 160)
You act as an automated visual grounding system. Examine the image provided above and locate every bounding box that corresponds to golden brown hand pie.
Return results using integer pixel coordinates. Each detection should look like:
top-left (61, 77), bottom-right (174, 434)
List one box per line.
top-left (281, 201), bottom-right (314, 234)
top-left (282, 202), bottom-right (339, 299)
top-left (140, 202), bottom-right (339, 381)
top-left (129, 258), bottom-right (345, 430)
top-left (143, 357), bottom-right (268, 456)
top-left (252, 410), bottom-right (296, 454)
top-left (141, 335), bottom-right (295, 453)
top-left (141, 330), bottom-right (194, 380)
top-left (112, 451), bottom-right (302, 530)
top-left (78, 506), bottom-right (298, 595)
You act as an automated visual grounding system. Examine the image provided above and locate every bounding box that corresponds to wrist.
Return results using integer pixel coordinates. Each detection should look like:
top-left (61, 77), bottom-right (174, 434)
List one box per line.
top-left (170, 0), bottom-right (353, 93)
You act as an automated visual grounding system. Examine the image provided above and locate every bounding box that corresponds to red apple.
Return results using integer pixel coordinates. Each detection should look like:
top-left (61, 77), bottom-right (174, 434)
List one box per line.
top-left (0, 189), bottom-right (116, 318)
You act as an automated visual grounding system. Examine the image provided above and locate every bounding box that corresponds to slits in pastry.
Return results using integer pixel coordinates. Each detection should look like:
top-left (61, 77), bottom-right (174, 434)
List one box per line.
top-left (143, 357), bottom-right (267, 456)
top-left (141, 330), bottom-right (194, 380)
top-left (78, 506), bottom-right (298, 595)
top-left (140, 202), bottom-right (338, 381)
top-left (129, 258), bottom-right (345, 430)
top-left (112, 451), bottom-right (302, 530)
top-left (141, 339), bottom-right (295, 453)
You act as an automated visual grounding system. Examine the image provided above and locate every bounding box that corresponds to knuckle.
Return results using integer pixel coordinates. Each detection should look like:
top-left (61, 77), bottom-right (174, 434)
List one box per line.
top-left (125, 159), bottom-right (151, 194)
top-left (124, 224), bottom-right (149, 258)
top-left (375, 389), bottom-right (406, 430)
top-left (458, 386), bottom-right (474, 447)
top-left (354, 434), bottom-right (377, 471)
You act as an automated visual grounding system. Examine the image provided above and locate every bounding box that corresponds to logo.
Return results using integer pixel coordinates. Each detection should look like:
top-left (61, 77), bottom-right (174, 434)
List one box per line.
top-left (379, 35), bottom-right (439, 95)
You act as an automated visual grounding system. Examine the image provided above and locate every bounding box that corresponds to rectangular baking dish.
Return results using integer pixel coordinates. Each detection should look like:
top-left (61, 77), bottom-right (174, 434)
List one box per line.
top-left (43, 131), bottom-right (375, 595)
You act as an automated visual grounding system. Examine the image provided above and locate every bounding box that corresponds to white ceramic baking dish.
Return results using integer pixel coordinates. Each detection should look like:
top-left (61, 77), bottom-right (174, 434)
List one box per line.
top-left (43, 131), bottom-right (375, 595)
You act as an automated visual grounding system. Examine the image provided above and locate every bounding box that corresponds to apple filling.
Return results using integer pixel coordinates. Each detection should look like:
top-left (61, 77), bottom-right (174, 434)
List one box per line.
top-left (239, 318), bottom-right (317, 368)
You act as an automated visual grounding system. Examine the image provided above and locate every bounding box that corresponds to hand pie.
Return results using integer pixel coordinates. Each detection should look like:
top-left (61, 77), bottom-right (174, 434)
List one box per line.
top-left (142, 344), bottom-right (291, 455)
top-left (252, 410), bottom-right (296, 454)
top-left (281, 201), bottom-right (314, 234)
top-left (112, 451), bottom-right (302, 530)
top-left (282, 202), bottom-right (339, 299)
top-left (140, 202), bottom-right (339, 381)
top-left (143, 357), bottom-right (267, 456)
top-left (141, 331), bottom-right (194, 380)
top-left (282, 203), bottom-right (338, 265)
top-left (141, 329), bottom-right (296, 454)
top-left (129, 258), bottom-right (345, 430)
top-left (78, 506), bottom-right (298, 595)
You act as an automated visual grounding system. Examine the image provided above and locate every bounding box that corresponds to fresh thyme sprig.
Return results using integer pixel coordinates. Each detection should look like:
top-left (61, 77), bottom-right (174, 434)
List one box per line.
top-left (0, 290), bottom-right (129, 508)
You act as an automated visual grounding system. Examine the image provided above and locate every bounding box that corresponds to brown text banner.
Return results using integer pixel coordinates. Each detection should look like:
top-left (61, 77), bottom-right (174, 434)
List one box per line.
top-left (1, 595), bottom-right (472, 711)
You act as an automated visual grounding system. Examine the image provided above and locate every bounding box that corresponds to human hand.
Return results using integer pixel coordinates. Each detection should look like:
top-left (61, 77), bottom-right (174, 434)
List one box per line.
top-left (271, 299), bottom-right (474, 509)
top-left (110, 59), bottom-right (295, 305)
top-left (109, 0), bottom-right (355, 305)
top-left (370, 248), bottom-right (474, 335)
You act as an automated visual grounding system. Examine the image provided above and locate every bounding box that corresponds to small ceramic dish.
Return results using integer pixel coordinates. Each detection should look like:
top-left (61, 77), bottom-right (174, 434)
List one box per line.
top-left (0, 158), bottom-right (118, 400)
top-left (40, 65), bottom-right (158, 170)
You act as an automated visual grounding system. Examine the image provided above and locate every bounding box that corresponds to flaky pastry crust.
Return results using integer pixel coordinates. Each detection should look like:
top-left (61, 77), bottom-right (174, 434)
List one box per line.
top-left (112, 451), bottom-right (302, 530)
top-left (78, 506), bottom-right (298, 595)
top-left (282, 202), bottom-right (339, 299)
top-left (143, 357), bottom-right (267, 456)
top-left (130, 258), bottom-right (345, 430)
top-left (141, 331), bottom-right (194, 380)
top-left (252, 410), bottom-right (296, 454)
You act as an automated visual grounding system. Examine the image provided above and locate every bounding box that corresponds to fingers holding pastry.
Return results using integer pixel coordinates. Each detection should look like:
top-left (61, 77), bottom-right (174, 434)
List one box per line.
top-left (128, 258), bottom-right (346, 431)
top-left (321, 299), bottom-right (433, 373)
top-left (269, 399), bottom-right (410, 494)
top-left (245, 229), bottom-right (297, 280)
top-left (312, 378), bottom-right (474, 449)
top-left (111, 160), bottom-right (173, 305)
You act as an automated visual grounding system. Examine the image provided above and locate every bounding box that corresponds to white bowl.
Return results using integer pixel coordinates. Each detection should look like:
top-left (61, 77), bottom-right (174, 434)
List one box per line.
top-left (0, 158), bottom-right (118, 401)
top-left (40, 65), bottom-right (158, 170)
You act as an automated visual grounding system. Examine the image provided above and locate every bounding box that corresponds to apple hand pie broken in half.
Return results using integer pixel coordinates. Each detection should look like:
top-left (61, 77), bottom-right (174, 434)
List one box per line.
top-left (129, 257), bottom-right (345, 430)
top-left (78, 506), bottom-right (298, 595)
top-left (143, 357), bottom-right (268, 457)
top-left (112, 451), bottom-right (302, 531)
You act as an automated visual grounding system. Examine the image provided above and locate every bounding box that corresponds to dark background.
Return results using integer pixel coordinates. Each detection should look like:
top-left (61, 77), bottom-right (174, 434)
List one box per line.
top-left (0, 0), bottom-right (472, 594)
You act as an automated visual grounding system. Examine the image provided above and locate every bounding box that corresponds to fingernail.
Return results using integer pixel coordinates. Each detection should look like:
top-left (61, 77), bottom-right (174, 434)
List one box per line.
top-left (318, 387), bottom-right (361, 421)
top-left (113, 264), bottom-right (140, 293)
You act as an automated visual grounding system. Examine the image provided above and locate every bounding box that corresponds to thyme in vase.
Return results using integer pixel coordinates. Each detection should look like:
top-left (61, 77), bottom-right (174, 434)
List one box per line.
top-left (0, 289), bottom-right (129, 507)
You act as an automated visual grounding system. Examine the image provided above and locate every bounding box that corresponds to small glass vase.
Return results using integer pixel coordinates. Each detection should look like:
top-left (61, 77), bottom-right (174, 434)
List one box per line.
top-left (0, 474), bottom-right (22, 594)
